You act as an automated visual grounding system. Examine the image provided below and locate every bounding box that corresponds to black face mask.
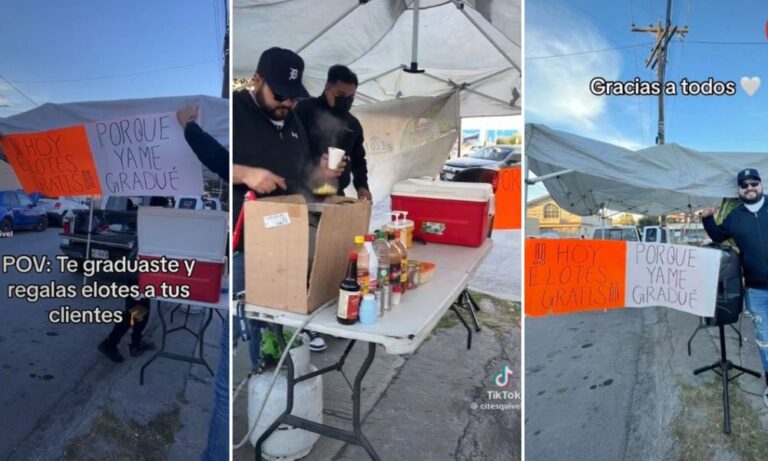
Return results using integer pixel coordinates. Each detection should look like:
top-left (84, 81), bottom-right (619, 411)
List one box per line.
top-left (332, 95), bottom-right (353, 114)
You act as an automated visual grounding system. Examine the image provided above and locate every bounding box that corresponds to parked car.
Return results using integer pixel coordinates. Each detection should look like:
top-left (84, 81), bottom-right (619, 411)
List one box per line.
top-left (642, 226), bottom-right (676, 244)
top-left (174, 196), bottom-right (223, 211)
top-left (37, 196), bottom-right (89, 226)
top-left (0, 189), bottom-right (48, 233)
top-left (440, 145), bottom-right (521, 181)
top-left (592, 226), bottom-right (641, 242)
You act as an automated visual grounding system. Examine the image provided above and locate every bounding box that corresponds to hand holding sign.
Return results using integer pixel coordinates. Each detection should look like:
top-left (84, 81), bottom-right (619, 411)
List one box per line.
top-left (176, 105), bottom-right (199, 127)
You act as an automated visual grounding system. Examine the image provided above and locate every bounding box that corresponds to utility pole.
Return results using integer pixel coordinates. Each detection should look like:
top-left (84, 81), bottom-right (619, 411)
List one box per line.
top-left (221, 0), bottom-right (230, 99)
top-left (631, 0), bottom-right (687, 145)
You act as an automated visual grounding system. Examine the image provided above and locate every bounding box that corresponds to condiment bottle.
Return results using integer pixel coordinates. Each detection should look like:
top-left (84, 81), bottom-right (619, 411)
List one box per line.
top-left (387, 231), bottom-right (402, 306)
top-left (364, 234), bottom-right (378, 300)
top-left (393, 230), bottom-right (408, 295)
top-left (353, 235), bottom-right (369, 294)
top-left (373, 230), bottom-right (391, 314)
top-left (337, 252), bottom-right (361, 325)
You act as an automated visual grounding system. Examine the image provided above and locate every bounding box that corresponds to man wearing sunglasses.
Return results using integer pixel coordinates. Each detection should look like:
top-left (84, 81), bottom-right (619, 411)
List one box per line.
top-left (703, 168), bottom-right (768, 407)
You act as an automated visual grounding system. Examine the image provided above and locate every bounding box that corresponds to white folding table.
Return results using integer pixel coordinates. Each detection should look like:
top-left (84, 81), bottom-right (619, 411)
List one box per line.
top-left (140, 293), bottom-right (229, 385)
top-left (244, 239), bottom-right (493, 460)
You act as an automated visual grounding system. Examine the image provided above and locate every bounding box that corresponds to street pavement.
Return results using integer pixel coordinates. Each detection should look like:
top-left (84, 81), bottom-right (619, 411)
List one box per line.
top-left (0, 227), bottom-right (220, 460)
top-left (525, 306), bottom-right (768, 460)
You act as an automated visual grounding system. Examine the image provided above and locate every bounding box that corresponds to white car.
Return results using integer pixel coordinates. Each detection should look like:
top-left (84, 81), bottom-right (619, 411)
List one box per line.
top-left (38, 197), bottom-right (89, 226)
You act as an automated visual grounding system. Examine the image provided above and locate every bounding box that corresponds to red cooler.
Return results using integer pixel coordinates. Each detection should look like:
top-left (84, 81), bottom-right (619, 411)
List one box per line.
top-left (137, 207), bottom-right (228, 303)
top-left (391, 179), bottom-right (494, 247)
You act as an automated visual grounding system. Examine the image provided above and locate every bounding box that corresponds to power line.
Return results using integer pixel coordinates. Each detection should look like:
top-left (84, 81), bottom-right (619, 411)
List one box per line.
top-left (0, 73), bottom-right (38, 107)
top-left (686, 40), bottom-right (768, 46)
top-left (526, 42), bottom-right (653, 60)
top-left (9, 60), bottom-right (219, 84)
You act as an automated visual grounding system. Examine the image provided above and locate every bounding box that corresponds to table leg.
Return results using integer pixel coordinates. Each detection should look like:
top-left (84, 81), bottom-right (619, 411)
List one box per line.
top-left (352, 343), bottom-right (381, 460)
top-left (461, 290), bottom-right (482, 333)
top-left (451, 303), bottom-right (472, 350)
top-left (197, 308), bottom-right (214, 376)
top-left (140, 300), bottom-right (167, 386)
top-left (253, 328), bottom-right (382, 461)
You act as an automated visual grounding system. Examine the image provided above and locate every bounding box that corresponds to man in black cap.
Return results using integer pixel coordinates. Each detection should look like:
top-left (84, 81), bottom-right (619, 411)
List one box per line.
top-left (233, 47), bottom-right (340, 355)
top-left (295, 64), bottom-right (371, 200)
top-left (703, 167), bottom-right (768, 407)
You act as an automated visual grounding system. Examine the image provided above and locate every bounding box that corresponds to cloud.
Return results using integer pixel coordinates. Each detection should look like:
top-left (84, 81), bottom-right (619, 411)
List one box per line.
top-left (526, 5), bottom-right (621, 130)
top-left (525, 2), bottom-right (647, 149)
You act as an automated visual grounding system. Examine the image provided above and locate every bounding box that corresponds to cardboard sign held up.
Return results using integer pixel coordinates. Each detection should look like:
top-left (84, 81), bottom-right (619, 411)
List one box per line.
top-left (86, 112), bottom-right (204, 196)
top-left (1, 125), bottom-right (101, 196)
top-left (526, 239), bottom-right (626, 316)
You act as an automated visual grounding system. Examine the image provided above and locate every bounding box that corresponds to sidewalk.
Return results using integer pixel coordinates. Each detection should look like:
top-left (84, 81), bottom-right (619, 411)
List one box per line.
top-left (9, 305), bottom-right (224, 461)
top-left (233, 290), bottom-right (520, 461)
top-left (526, 306), bottom-right (768, 460)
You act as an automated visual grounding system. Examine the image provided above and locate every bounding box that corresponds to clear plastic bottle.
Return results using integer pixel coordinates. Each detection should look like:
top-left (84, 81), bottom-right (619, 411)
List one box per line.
top-left (372, 230), bottom-right (391, 313)
top-left (364, 234), bottom-right (378, 300)
top-left (353, 235), bottom-right (368, 294)
top-left (388, 231), bottom-right (402, 306)
top-left (393, 230), bottom-right (408, 296)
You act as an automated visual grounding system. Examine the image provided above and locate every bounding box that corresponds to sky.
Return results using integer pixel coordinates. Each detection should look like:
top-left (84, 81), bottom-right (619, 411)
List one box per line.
top-left (0, 0), bottom-right (227, 118)
top-left (526, 0), bottom-right (768, 152)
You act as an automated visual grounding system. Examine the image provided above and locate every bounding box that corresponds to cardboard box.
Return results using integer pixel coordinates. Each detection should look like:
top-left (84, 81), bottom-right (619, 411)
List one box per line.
top-left (244, 195), bottom-right (371, 315)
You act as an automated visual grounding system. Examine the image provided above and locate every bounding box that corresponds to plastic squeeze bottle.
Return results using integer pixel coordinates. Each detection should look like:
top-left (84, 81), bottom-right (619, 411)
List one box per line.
top-left (364, 234), bottom-right (379, 302)
top-left (393, 230), bottom-right (408, 295)
top-left (353, 235), bottom-right (369, 294)
top-left (387, 231), bottom-right (402, 306)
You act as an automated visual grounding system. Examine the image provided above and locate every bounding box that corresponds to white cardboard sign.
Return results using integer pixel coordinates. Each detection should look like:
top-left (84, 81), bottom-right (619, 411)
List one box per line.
top-left (625, 242), bottom-right (721, 317)
top-left (86, 111), bottom-right (204, 196)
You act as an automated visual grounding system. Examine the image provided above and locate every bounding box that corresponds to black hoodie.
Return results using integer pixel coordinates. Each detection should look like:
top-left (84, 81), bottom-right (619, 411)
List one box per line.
top-left (703, 202), bottom-right (768, 288)
top-left (232, 89), bottom-right (312, 250)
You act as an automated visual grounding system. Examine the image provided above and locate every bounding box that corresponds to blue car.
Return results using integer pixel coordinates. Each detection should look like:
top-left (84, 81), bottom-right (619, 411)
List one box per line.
top-left (0, 190), bottom-right (48, 233)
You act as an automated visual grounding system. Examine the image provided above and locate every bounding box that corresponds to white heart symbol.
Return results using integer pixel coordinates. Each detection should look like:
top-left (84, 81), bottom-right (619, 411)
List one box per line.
top-left (741, 76), bottom-right (761, 96)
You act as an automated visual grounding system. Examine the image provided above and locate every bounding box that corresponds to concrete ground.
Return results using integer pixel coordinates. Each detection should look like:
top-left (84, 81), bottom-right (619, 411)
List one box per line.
top-left (526, 306), bottom-right (768, 461)
top-left (233, 290), bottom-right (520, 461)
top-left (1, 227), bottom-right (223, 461)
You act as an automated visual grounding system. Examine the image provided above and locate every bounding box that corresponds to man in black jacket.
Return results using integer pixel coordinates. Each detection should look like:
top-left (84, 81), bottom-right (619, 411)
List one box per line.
top-left (295, 64), bottom-right (371, 200)
top-left (703, 168), bottom-right (768, 407)
top-left (233, 48), bottom-right (340, 354)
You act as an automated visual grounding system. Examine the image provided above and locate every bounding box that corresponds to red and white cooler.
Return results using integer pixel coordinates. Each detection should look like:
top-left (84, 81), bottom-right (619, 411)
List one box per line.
top-left (138, 207), bottom-right (228, 303)
top-left (390, 179), bottom-right (494, 247)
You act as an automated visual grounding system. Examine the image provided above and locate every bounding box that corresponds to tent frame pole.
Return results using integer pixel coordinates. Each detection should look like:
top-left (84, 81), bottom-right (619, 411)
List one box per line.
top-left (450, 0), bottom-right (521, 73)
top-left (523, 169), bottom-right (575, 185)
top-left (296, 1), bottom-right (367, 53)
top-left (405, 0), bottom-right (424, 73)
top-left (467, 67), bottom-right (514, 86)
top-left (421, 72), bottom-right (510, 107)
top-left (358, 65), bottom-right (404, 86)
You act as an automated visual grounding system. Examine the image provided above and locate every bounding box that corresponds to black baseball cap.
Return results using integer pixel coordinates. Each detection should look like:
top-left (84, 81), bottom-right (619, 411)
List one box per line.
top-left (256, 47), bottom-right (309, 99)
top-left (737, 168), bottom-right (761, 184)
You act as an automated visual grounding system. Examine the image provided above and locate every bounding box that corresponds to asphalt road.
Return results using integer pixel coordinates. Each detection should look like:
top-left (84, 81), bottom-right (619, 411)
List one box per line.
top-left (525, 308), bottom-right (646, 461)
top-left (0, 227), bottom-right (128, 459)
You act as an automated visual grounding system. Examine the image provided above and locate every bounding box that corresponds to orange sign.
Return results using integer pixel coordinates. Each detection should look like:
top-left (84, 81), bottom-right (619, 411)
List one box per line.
top-left (525, 239), bottom-right (626, 316)
top-left (1, 125), bottom-right (101, 196)
top-left (493, 166), bottom-right (521, 230)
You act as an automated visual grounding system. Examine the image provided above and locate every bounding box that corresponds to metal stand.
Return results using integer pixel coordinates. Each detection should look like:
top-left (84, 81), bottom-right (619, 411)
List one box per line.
top-left (692, 324), bottom-right (761, 433)
top-left (687, 317), bottom-right (743, 356)
top-left (140, 301), bottom-right (215, 385)
top-left (449, 289), bottom-right (483, 350)
top-left (255, 325), bottom-right (381, 461)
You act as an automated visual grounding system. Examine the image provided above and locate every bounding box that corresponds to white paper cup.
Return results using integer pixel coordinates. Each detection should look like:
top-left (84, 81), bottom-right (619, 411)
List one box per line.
top-left (328, 147), bottom-right (345, 169)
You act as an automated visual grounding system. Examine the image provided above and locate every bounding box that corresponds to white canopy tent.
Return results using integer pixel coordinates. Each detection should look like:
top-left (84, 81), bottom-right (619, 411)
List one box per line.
top-left (526, 123), bottom-right (768, 216)
top-left (233, 0), bottom-right (520, 117)
top-left (0, 95), bottom-right (229, 183)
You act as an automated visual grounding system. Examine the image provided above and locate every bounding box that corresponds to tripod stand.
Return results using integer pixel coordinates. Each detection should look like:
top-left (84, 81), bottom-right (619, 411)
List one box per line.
top-left (692, 323), bottom-right (761, 434)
